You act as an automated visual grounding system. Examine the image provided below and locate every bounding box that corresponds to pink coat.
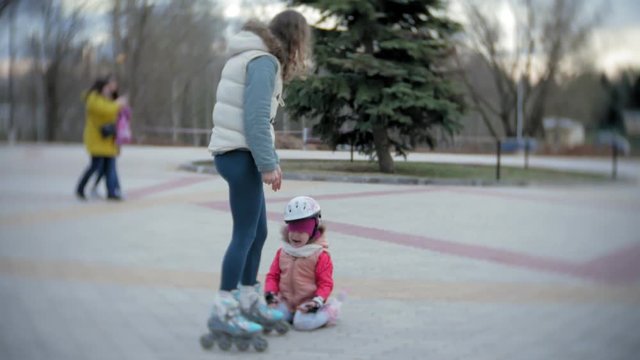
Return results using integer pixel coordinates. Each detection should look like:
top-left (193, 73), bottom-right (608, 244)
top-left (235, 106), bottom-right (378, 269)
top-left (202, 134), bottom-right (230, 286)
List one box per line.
top-left (265, 229), bottom-right (334, 312)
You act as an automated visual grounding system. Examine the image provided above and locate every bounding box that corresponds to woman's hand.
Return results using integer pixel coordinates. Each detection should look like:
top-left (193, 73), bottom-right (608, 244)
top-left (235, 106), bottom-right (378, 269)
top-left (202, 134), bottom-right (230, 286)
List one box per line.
top-left (262, 165), bottom-right (282, 192)
top-left (116, 96), bottom-right (129, 107)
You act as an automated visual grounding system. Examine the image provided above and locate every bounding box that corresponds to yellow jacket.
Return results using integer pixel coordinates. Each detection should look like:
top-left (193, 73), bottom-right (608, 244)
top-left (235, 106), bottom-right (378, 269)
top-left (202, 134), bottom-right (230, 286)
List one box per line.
top-left (83, 92), bottom-right (121, 157)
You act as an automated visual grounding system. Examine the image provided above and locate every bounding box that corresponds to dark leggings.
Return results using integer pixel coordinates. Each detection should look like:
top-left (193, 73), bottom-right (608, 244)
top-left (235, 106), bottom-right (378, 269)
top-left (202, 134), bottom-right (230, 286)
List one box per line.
top-left (76, 156), bottom-right (120, 197)
top-left (92, 160), bottom-right (120, 192)
top-left (215, 150), bottom-right (268, 291)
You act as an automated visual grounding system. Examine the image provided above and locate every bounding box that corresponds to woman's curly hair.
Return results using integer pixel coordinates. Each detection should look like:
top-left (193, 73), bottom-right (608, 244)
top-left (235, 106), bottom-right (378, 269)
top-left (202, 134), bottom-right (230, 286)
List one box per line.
top-left (242, 10), bottom-right (311, 82)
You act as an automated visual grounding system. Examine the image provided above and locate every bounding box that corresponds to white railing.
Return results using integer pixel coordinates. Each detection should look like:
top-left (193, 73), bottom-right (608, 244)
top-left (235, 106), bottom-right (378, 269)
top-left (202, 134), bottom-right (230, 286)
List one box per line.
top-left (136, 127), bottom-right (317, 148)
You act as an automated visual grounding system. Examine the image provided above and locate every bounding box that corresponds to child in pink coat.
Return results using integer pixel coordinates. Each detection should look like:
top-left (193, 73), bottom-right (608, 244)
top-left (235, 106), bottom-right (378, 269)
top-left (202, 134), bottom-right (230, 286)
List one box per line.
top-left (264, 196), bottom-right (341, 331)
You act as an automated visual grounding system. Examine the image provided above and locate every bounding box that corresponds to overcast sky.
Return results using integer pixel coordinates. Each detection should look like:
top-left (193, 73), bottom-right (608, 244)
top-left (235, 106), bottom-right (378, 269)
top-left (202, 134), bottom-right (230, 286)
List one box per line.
top-left (2, 0), bottom-right (639, 75)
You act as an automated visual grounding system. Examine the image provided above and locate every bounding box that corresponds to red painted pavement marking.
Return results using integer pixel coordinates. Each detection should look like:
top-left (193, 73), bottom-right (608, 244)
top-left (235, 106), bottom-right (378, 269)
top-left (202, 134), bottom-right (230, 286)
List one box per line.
top-left (126, 177), bottom-right (210, 199)
top-left (200, 187), bottom-right (640, 283)
top-left (201, 200), bottom-right (589, 279)
top-left (201, 200), bottom-right (640, 284)
top-left (314, 217), bottom-right (640, 284)
top-left (202, 188), bottom-right (442, 209)
top-left (275, 209), bottom-right (640, 283)
top-left (581, 242), bottom-right (640, 283)
top-left (323, 219), bottom-right (584, 274)
top-left (0, 193), bottom-right (73, 202)
top-left (264, 187), bottom-right (443, 204)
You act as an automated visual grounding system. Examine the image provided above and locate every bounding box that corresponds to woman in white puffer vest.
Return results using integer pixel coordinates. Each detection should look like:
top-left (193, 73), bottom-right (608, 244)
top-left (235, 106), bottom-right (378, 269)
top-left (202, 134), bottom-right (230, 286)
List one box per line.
top-left (204, 10), bottom-right (312, 349)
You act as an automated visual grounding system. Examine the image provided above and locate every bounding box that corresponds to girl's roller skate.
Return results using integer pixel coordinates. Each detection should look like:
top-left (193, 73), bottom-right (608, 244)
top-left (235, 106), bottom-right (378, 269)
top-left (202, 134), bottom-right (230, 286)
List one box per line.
top-left (199, 291), bottom-right (268, 352)
top-left (324, 291), bottom-right (347, 326)
top-left (237, 283), bottom-right (290, 335)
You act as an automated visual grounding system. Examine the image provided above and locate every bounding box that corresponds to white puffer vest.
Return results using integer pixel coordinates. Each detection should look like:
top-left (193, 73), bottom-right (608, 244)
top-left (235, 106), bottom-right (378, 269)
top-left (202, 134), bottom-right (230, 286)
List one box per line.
top-left (208, 31), bottom-right (284, 154)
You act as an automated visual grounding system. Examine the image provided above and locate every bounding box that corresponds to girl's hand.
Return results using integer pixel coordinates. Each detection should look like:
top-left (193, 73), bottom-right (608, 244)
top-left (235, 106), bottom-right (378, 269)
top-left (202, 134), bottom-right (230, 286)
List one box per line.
top-left (262, 165), bottom-right (282, 192)
top-left (265, 292), bottom-right (279, 305)
top-left (297, 301), bottom-right (320, 313)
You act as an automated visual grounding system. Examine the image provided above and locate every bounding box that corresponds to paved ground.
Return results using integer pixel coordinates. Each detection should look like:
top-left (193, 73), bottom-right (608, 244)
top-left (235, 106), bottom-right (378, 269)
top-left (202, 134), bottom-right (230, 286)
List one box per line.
top-left (1, 144), bottom-right (639, 360)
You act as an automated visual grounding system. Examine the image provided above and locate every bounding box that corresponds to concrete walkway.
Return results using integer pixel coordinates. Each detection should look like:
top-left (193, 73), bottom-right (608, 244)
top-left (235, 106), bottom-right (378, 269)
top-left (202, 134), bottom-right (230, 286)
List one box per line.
top-left (0, 144), bottom-right (639, 360)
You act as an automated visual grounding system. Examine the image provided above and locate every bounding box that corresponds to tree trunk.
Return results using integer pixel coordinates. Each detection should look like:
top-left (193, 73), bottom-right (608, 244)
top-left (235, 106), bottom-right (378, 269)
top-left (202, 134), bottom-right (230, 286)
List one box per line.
top-left (453, 53), bottom-right (500, 140)
top-left (0, 0), bottom-right (12, 16)
top-left (364, 35), bottom-right (394, 173)
top-left (44, 66), bottom-right (59, 141)
top-left (171, 79), bottom-right (179, 144)
top-left (526, 84), bottom-right (550, 137)
top-left (29, 37), bottom-right (45, 142)
top-left (29, 69), bottom-right (41, 141)
top-left (7, 1), bottom-right (17, 143)
top-left (112, 0), bottom-right (125, 81)
top-left (526, 62), bottom-right (558, 137)
top-left (372, 121), bottom-right (394, 173)
top-left (126, 1), bottom-right (151, 108)
top-left (500, 110), bottom-right (514, 137)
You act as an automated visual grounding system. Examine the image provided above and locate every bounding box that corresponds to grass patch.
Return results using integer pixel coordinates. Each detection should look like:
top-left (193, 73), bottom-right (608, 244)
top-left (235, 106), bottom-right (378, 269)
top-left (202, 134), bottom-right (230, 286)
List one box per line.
top-left (280, 159), bottom-right (609, 183)
top-left (192, 159), bottom-right (610, 184)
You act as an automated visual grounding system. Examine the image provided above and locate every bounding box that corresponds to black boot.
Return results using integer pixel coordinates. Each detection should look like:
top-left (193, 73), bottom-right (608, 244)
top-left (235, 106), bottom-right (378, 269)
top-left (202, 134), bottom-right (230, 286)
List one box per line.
top-left (76, 189), bottom-right (86, 200)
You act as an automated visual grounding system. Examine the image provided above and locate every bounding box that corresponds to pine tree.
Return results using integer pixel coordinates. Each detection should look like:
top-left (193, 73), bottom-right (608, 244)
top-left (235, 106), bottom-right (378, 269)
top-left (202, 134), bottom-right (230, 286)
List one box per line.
top-left (286, 0), bottom-right (465, 173)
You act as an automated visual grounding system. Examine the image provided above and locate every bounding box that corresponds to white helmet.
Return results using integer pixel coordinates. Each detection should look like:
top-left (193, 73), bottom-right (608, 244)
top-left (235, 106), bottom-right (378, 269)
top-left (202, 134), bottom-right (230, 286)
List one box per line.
top-left (284, 196), bottom-right (321, 223)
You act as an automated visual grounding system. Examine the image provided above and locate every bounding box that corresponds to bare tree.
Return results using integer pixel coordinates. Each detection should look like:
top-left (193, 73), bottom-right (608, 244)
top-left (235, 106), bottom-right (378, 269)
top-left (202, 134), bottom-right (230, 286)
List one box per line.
top-left (0, 0), bottom-right (13, 16)
top-left (456, 0), bottom-right (600, 138)
top-left (29, 0), bottom-right (87, 141)
top-left (453, 52), bottom-right (501, 139)
top-left (240, 0), bottom-right (282, 20)
top-left (6, 0), bottom-right (17, 143)
top-left (5, 0), bottom-right (226, 144)
top-left (110, 0), bottom-right (154, 107)
top-left (111, 0), bottom-right (124, 76)
top-left (110, 0), bottom-right (225, 144)
top-left (545, 72), bottom-right (608, 130)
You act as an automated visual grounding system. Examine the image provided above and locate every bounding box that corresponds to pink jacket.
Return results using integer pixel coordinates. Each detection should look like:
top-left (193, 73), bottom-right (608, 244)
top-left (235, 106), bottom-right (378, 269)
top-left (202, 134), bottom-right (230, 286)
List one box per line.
top-left (265, 227), bottom-right (334, 312)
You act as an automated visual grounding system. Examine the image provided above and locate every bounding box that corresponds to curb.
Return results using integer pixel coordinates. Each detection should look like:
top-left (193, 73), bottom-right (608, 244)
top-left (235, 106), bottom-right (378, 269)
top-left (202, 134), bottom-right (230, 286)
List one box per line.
top-left (178, 162), bottom-right (529, 187)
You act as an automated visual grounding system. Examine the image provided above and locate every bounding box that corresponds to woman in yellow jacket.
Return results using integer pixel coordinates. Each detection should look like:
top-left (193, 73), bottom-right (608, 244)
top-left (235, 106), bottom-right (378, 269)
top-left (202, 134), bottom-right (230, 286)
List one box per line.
top-left (76, 76), bottom-right (126, 200)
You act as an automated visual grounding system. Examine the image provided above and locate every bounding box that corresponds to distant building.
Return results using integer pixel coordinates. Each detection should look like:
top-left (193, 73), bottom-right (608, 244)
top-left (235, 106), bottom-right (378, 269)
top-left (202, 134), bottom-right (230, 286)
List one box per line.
top-left (622, 110), bottom-right (640, 136)
top-left (543, 117), bottom-right (585, 149)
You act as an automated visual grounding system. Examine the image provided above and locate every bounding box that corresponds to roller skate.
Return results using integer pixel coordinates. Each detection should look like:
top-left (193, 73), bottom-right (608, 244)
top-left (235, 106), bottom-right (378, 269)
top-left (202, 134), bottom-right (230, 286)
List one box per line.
top-left (324, 292), bottom-right (346, 326)
top-left (199, 291), bottom-right (268, 352)
top-left (236, 283), bottom-right (290, 335)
